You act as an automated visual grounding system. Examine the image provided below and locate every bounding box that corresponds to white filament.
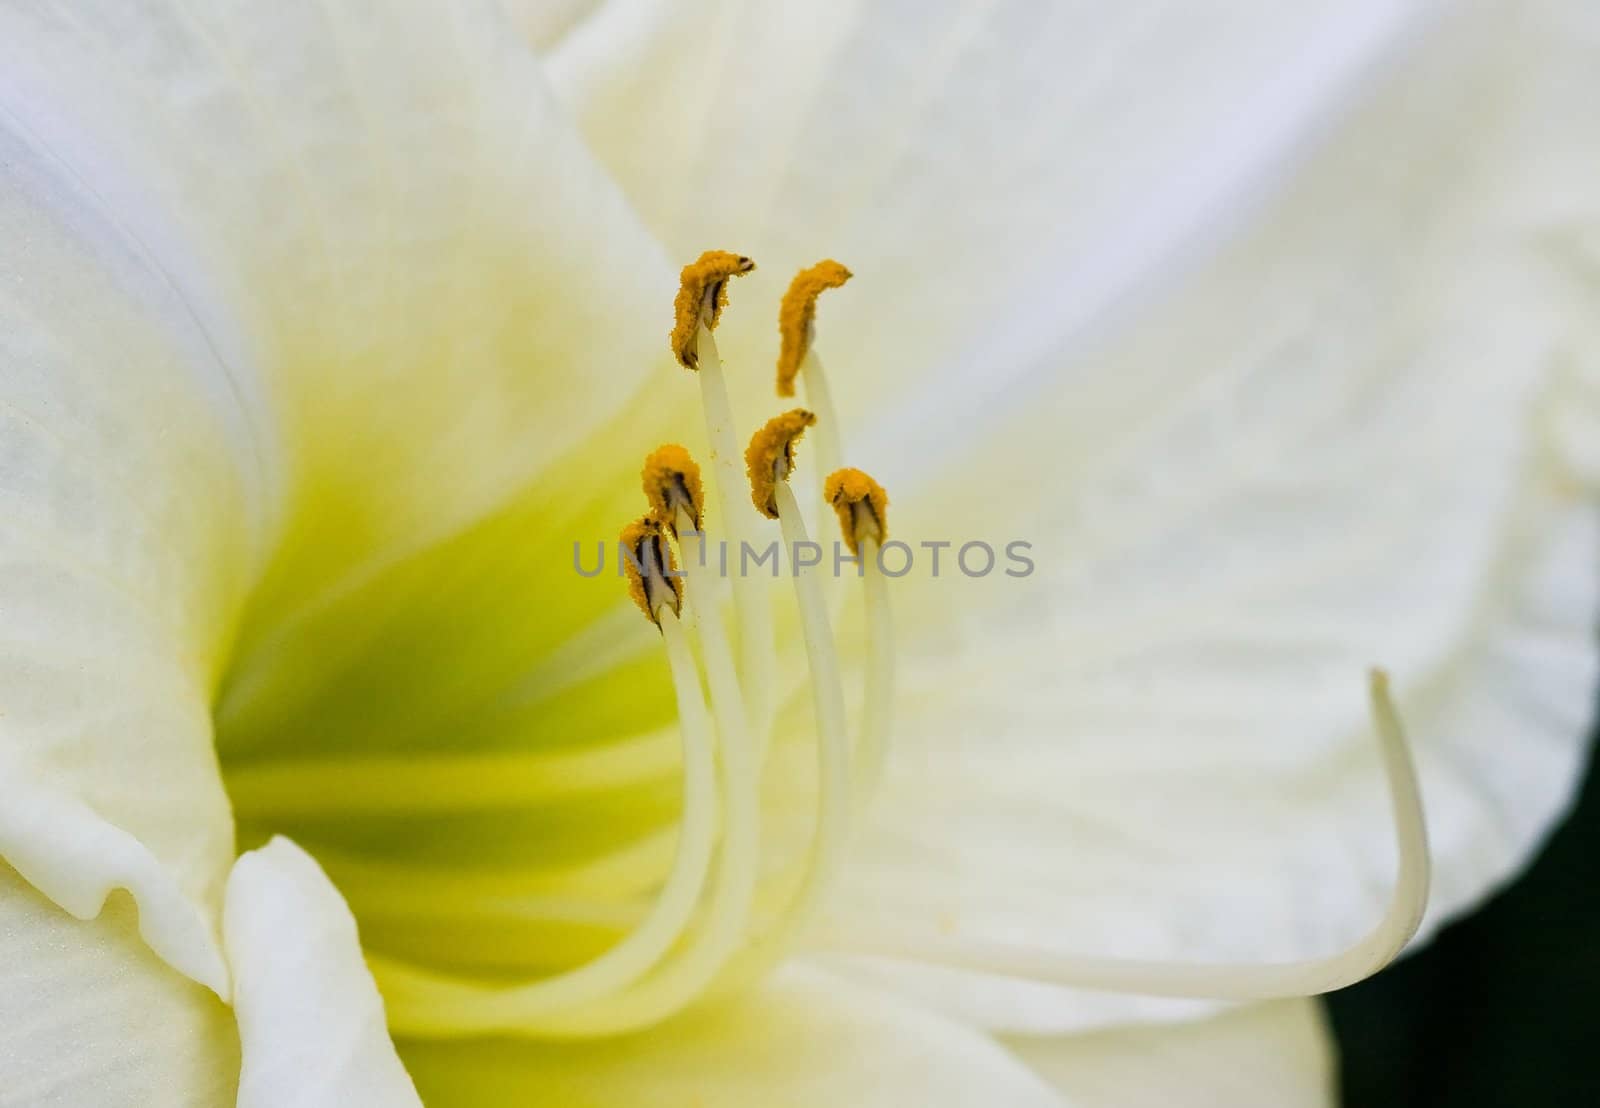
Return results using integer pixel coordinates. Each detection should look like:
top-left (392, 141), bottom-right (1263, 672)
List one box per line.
top-left (719, 477), bottom-right (854, 991)
top-left (695, 322), bottom-right (777, 741)
top-left (855, 533), bottom-right (896, 808)
top-left (798, 348), bottom-right (843, 489)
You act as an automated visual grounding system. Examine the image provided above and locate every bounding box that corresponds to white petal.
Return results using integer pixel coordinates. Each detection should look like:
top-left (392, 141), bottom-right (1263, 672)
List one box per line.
top-left (0, 865), bottom-right (240, 1107)
top-left (0, 57), bottom-right (263, 988)
top-left (0, 0), bottom-right (678, 616)
top-left (676, 2), bottom-right (1599, 1031)
top-left (0, 761), bottom-right (232, 995)
top-left (400, 966), bottom-right (1067, 1107)
top-left (538, 0), bottom-right (1435, 426)
top-left (498, 0), bottom-right (602, 50)
top-left (225, 838), bottom-right (420, 1108)
top-left (1009, 1000), bottom-right (1336, 1108)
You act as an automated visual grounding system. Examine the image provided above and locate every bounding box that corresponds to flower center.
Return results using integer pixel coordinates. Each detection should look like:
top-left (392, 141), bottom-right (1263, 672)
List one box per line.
top-left (213, 252), bottom-right (897, 1039)
top-left (212, 247), bottom-right (1429, 1043)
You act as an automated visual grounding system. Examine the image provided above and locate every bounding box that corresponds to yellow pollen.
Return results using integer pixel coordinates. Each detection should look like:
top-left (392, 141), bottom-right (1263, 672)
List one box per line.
top-left (619, 515), bottom-right (683, 626)
top-left (671, 250), bottom-right (756, 369)
top-left (776, 259), bottom-right (852, 397)
top-left (641, 444), bottom-right (706, 534)
top-left (823, 467), bottom-right (889, 556)
top-left (744, 408), bottom-right (816, 518)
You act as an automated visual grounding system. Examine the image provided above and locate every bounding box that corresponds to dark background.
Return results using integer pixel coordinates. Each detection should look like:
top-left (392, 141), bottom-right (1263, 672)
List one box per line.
top-left (1328, 699), bottom-right (1600, 1105)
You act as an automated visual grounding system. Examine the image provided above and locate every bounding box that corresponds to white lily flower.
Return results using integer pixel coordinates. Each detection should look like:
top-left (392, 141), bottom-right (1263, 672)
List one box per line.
top-left (0, 1), bottom-right (1595, 1105)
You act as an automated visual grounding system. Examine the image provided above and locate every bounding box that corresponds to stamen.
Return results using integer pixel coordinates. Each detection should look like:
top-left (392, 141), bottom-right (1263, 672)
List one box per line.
top-left (776, 261), bottom-right (851, 485)
top-left (641, 444), bottom-right (706, 536)
top-left (722, 433), bottom-right (852, 981)
top-left (823, 467), bottom-right (889, 556)
top-left (537, 499), bottom-right (765, 1036)
top-left (372, 606), bottom-right (719, 1035)
top-left (673, 251), bottom-right (777, 740)
top-left (670, 250), bottom-right (755, 371)
top-left (672, 502), bottom-right (760, 973)
top-left (776, 260), bottom-right (851, 397)
top-left (825, 468), bottom-right (896, 806)
top-left (815, 668), bottom-right (1431, 1000)
top-left (619, 515), bottom-right (683, 627)
top-left (744, 408), bottom-right (817, 518)
top-left (373, 473), bottom-right (772, 1038)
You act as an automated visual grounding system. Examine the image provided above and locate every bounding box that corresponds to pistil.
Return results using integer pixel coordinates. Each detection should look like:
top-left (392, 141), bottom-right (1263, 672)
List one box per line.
top-left (815, 669), bottom-right (1431, 999)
